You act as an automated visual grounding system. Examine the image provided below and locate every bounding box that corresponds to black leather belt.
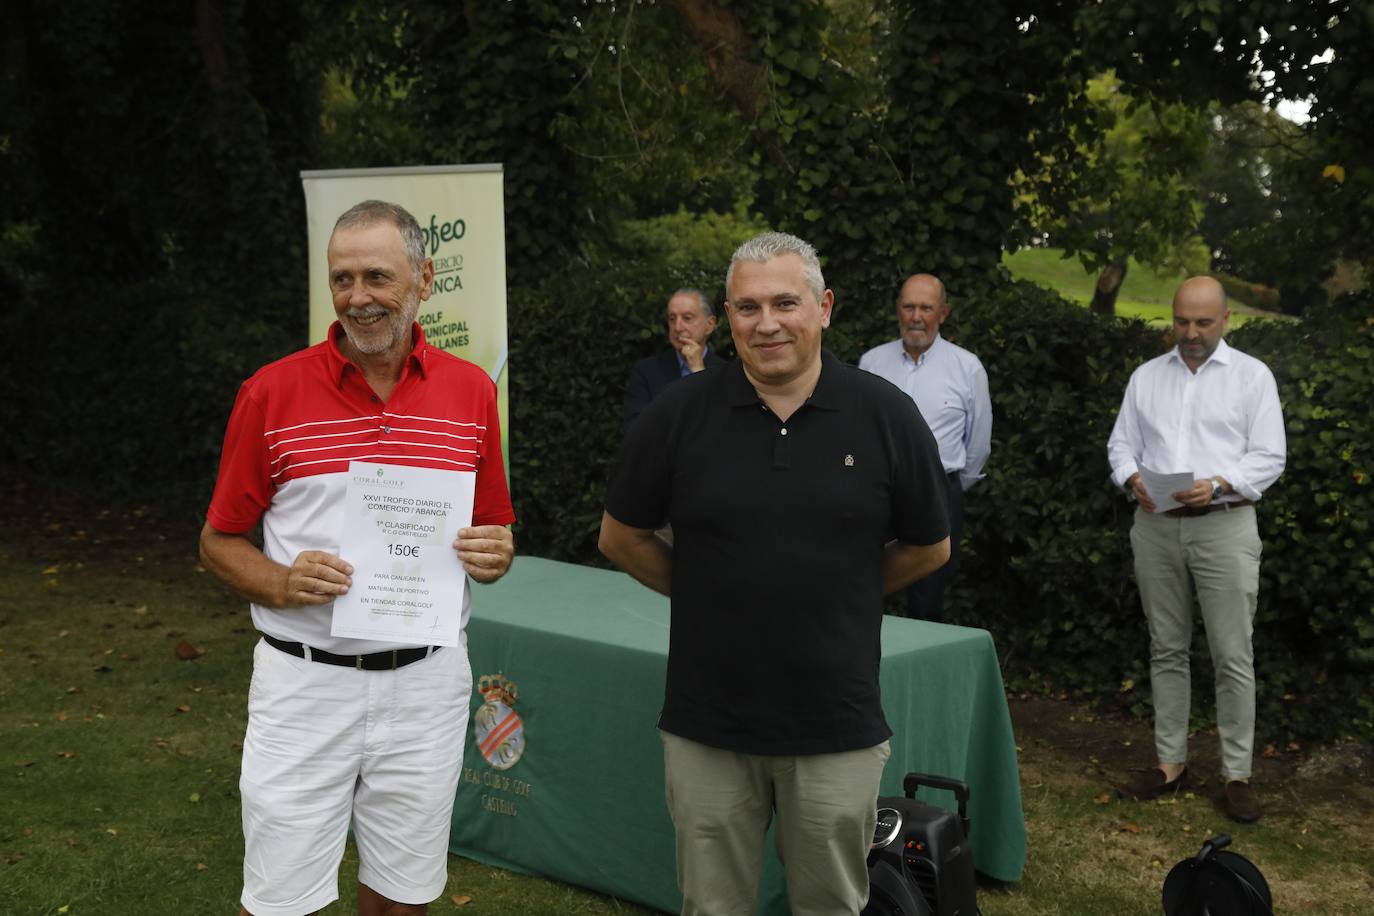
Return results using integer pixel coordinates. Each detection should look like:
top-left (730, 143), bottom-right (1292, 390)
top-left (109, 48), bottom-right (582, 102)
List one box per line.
top-left (263, 634), bottom-right (440, 670)
top-left (1164, 500), bottom-right (1255, 518)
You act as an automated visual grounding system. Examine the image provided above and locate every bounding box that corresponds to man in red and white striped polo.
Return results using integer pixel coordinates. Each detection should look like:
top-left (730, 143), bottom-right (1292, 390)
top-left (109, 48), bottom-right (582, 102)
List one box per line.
top-left (200, 200), bottom-right (515, 916)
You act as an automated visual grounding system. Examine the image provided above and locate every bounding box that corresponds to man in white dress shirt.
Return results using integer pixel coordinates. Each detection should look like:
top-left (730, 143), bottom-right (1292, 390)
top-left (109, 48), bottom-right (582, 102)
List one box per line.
top-left (859, 273), bottom-right (991, 622)
top-left (1107, 276), bottom-right (1285, 823)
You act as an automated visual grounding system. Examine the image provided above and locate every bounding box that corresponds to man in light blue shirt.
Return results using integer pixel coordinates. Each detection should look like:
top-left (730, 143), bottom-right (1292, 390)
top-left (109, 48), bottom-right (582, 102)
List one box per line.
top-left (859, 273), bottom-right (991, 622)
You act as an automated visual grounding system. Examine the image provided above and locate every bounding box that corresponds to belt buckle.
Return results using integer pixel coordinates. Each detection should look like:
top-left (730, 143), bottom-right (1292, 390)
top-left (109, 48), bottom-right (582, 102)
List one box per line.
top-left (390, 650), bottom-right (399, 669)
top-left (355, 654), bottom-right (364, 670)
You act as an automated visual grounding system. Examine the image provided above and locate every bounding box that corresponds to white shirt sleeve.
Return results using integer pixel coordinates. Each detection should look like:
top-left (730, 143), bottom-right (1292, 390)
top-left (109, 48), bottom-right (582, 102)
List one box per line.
top-left (1107, 370), bottom-right (1143, 489)
top-left (1223, 364), bottom-right (1286, 500)
top-left (960, 360), bottom-right (992, 490)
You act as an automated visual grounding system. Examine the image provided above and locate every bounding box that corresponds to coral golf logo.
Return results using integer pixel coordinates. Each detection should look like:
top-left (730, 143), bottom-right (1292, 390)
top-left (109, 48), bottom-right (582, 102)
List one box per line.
top-left (474, 673), bottom-right (524, 770)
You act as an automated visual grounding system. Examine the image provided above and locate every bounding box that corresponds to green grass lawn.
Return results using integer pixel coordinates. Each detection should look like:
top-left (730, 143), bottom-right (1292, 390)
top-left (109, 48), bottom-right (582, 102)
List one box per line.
top-left (1002, 248), bottom-right (1276, 326)
top-left (3, 490), bottom-right (1370, 915)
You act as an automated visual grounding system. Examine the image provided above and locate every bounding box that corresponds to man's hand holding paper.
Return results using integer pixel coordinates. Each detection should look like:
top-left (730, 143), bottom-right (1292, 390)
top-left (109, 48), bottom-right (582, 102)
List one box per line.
top-left (1134, 466), bottom-right (1195, 512)
top-left (455, 525), bottom-right (514, 582)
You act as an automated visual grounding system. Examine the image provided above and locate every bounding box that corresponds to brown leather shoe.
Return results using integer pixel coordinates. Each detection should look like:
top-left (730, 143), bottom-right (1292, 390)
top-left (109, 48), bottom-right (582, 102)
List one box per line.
top-left (1225, 780), bottom-right (1262, 823)
top-left (1116, 766), bottom-right (1187, 800)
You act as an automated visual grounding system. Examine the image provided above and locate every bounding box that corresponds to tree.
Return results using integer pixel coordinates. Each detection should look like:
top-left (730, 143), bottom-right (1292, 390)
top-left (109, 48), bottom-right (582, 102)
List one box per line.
top-left (1089, 0), bottom-right (1374, 309)
top-left (1, 0), bottom-right (321, 488)
top-left (1195, 102), bottom-right (1340, 312)
top-left (1018, 74), bottom-right (1211, 315)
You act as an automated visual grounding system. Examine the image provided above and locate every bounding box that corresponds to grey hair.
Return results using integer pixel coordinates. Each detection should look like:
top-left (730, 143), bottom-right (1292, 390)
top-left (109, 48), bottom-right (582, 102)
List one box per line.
top-left (332, 200), bottom-right (427, 278)
top-left (668, 288), bottom-right (715, 320)
top-left (726, 232), bottom-right (826, 301)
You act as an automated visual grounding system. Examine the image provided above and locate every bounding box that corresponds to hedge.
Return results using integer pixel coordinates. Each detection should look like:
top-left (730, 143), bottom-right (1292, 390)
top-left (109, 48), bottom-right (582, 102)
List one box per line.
top-left (509, 263), bottom-right (1373, 745)
top-left (8, 243), bottom-right (1369, 744)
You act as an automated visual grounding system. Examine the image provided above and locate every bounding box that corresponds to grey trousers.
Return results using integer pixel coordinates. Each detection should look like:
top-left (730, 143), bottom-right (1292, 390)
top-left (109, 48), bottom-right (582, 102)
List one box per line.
top-left (661, 731), bottom-right (891, 916)
top-left (1130, 505), bottom-right (1262, 780)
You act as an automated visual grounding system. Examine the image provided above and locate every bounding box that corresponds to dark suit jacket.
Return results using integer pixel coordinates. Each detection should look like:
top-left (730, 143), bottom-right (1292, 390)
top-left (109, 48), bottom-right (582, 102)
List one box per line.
top-left (623, 348), bottom-right (726, 433)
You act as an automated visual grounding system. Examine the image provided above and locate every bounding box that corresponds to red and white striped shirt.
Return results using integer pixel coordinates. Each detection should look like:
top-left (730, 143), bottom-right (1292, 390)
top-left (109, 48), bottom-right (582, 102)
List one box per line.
top-left (208, 323), bottom-right (515, 652)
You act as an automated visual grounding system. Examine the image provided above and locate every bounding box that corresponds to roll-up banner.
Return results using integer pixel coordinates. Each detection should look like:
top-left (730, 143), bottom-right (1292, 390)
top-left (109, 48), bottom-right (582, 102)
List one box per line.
top-left (301, 164), bottom-right (509, 471)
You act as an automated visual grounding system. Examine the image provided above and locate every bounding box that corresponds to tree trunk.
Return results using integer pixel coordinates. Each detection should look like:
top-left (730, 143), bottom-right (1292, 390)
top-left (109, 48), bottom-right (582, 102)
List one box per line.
top-left (668, 0), bottom-right (764, 121)
top-left (1090, 258), bottom-right (1129, 316)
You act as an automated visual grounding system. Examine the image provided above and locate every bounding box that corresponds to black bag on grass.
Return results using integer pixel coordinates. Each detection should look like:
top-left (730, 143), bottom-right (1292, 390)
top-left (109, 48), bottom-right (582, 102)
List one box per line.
top-left (1162, 834), bottom-right (1273, 916)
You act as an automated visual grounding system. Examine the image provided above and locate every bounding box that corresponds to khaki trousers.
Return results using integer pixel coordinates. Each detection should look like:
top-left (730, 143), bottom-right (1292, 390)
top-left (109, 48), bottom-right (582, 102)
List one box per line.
top-left (1130, 505), bottom-right (1261, 780)
top-left (661, 731), bottom-right (890, 916)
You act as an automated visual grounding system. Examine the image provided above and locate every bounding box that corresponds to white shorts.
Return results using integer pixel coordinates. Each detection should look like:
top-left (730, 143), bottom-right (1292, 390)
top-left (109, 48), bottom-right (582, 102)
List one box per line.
top-left (239, 637), bottom-right (472, 916)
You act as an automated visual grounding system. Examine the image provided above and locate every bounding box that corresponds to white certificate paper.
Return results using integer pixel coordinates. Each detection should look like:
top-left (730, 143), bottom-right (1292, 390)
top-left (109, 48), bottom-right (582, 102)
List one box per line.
top-left (331, 461), bottom-right (475, 646)
top-left (1139, 465), bottom-right (1195, 512)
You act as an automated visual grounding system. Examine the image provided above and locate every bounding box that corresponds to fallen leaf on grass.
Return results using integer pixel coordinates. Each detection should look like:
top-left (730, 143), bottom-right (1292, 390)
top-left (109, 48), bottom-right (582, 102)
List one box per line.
top-left (1286, 741), bottom-right (1302, 753)
top-left (174, 640), bottom-right (206, 661)
top-left (133, 604), bottom-right (148, 615)
top-left (175, 704), bottom-right (191, 714)
top-left (196, 863), bottom-right (209, 871)
top-left (4, 852), bottom-right (24, 864)
top-left (16, 760), bottom-right (34, 767)
top-left (56, 750), bottom-right (76, 759)
top-left (43, 565), bottom-right (59, 575)
top-left (65, 686), bottom-right (81, 694)
top-left (106, 828), bottom-right (117, 836)
top-left (189, 793), bottom-right (201, 803)
top-left (1262, 744), bottom-right (1280, 759)
top-left (1119, 678), bottom-right (1135, 692)
top-left (1093, 792), bottom-right (1111, 805)
top-left (57, 906), bottom-right (69, 914)
top-left (22, 827), bottom-right (33, 836)
top-left (1120, 821), bottom-right (1142, 834)
top-left (64, 837), bottom-right (79, 848)
top-left (451, 894), bottom-right (472, 906)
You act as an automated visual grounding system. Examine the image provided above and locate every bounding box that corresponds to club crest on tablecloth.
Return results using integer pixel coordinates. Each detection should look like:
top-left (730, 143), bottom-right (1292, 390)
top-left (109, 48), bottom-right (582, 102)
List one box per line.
top-left (474, 673), bottom-right (524, 770)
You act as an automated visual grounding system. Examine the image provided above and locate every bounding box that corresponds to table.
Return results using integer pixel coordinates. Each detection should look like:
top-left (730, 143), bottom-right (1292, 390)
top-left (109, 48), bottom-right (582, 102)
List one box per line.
top-left (449, 557), bottom-right (1025, 914)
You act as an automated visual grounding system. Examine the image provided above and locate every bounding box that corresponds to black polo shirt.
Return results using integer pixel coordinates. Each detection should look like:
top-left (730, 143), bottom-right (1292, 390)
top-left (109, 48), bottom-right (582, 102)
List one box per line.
top-left (604, 351), bottom-right (949, 755)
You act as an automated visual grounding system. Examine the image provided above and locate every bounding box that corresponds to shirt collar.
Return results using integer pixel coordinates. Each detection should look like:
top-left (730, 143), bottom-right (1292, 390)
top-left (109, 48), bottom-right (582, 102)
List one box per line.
top-left (327, 321), bottom-right (429, 387)
top-left (1167, 336), bottom-right (1233, 372)
top-left (725, 350), bottom-right (843, 410)
top-left (901, 333), bottom-right (943, 367)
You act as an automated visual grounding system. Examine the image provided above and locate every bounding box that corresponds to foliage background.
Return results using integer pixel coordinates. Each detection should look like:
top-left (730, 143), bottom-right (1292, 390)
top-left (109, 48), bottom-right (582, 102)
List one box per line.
top-left (1, 0), bottom-right (1371, 744)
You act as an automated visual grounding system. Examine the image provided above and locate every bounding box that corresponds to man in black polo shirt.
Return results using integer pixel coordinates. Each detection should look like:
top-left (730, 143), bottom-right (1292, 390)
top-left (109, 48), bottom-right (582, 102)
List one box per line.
top-left (599, 231), bottom-right (950, 916)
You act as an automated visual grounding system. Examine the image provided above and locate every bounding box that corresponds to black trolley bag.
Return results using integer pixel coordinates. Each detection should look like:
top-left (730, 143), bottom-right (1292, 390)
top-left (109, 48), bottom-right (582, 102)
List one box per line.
top-left (862, 772), bottom-right (980, 916)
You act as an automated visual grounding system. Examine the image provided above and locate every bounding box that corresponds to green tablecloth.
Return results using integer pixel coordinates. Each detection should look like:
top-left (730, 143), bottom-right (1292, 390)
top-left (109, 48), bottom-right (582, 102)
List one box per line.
top-left (450, 557), bottom-right (1025, 914)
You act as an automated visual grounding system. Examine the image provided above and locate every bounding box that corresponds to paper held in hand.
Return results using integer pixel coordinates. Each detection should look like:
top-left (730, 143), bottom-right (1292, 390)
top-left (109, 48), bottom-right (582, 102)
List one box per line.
top-left (331, 461), bottom-right (475, 646)
top-left (1139, 465), bottom-right (1195, 512)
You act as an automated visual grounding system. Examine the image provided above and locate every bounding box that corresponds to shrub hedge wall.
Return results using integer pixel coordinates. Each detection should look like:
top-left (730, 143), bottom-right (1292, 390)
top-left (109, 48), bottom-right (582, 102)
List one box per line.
top-left (509, 263), bottom-right (1373, 745)
top-left (9, 237), bottom-right (1369, 744)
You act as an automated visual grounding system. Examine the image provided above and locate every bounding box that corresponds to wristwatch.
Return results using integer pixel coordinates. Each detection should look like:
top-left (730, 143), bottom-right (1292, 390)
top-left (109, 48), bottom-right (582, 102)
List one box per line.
top-left (1210, 477), bottom-right (1225, 501)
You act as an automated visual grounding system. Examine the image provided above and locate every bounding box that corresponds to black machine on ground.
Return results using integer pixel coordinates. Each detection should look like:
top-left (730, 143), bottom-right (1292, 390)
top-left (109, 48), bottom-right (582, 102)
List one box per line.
top-left (1162, 834), bottom-right (1273, 916)
top-left (862, 772), bottom-right (980, 916)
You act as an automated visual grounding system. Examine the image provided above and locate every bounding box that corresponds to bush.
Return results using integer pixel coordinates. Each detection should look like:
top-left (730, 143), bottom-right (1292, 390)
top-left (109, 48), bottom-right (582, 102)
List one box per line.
top-left (503, 265), bottom-right (1373, 744)
top-left (506, 244), bottom-right (729, 562)
top-left (938, 282), bottom-right (1373, 744)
